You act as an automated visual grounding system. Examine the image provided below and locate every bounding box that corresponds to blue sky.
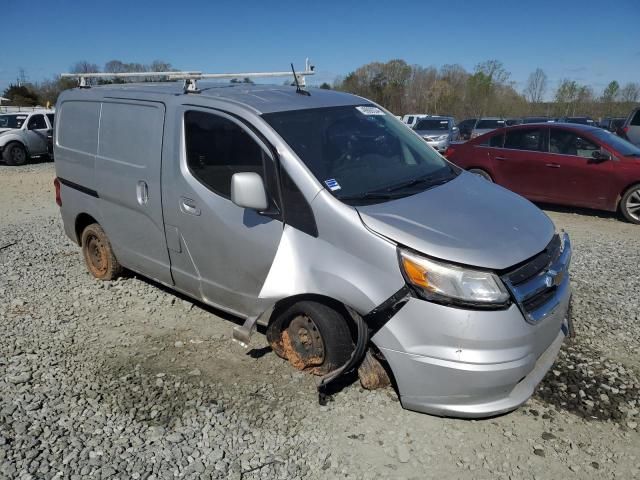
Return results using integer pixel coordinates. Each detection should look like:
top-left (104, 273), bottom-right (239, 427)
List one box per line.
top-left (2, 0), bottom-right (638, 98)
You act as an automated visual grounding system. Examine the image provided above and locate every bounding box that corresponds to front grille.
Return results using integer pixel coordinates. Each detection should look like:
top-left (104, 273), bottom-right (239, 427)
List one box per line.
top-left (501, 234), bottom-right (571, 323)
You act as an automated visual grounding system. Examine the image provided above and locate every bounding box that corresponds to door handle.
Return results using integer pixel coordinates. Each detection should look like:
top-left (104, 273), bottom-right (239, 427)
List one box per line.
top-left (180, 197), bottom-right (201, 216)
top-left (495, 156), bottom-right (507, 161)
top-left (545, 163), bottom-right (561, 168)
top-left (136, 181), bottom-right (149, 205)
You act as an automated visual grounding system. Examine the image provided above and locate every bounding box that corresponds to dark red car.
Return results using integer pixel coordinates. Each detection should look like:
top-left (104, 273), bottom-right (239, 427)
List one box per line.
top-left (445, 123), bottom-right (640, 224)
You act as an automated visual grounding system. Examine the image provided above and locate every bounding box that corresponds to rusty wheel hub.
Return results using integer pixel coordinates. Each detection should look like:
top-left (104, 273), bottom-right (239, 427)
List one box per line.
top-left (85, 234), bottom-right (108, 277)
top-left (282, 315), bottom-right (325, 370)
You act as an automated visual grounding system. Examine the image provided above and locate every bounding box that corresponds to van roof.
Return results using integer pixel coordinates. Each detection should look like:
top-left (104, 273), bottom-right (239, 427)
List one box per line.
top-left (69, 82), bottom-right (365, 114)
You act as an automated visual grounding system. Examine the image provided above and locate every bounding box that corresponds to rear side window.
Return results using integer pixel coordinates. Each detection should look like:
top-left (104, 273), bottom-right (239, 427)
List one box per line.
top-left (28, 114), bottom-right (47, 130)
top-left (480, 133), bottom-right (504, 147)
top-left (504, 128), bottom-right (544, 151)
top-left (631, 111), bottom-right (640, 126)
top-left (184, 111), bottom-right (266, 199)
top-left (58, 101), bottom-right (100, 154)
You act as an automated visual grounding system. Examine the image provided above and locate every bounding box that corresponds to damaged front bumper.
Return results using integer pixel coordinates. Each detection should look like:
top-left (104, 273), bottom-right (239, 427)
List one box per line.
top-left (371, 244), bottom-right (572, 418)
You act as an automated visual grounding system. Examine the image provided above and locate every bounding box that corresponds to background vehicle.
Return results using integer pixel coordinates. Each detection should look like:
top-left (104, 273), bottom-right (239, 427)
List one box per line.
top-left (456, 118), bottom-right (476, 140)
top-left (505, 118), bottom-right (522, 126)
top-left (598, 117), bottom-right (626, 132)
top-left (445, 123), bottom-right (640, 223)
top-left (412, 116), bottom-right (458, 152)
top-left (401, 114), bottom-right (428, 129)
top-left (470, 117), bottom-right (505, 139)
top-left (558, 116), bottom-right (596, 126)
top-left (620, 107), bottom-right (640, 146)
top-left (0, 109), bottom-right (55, 165)
top-left (522, 116), bottom-right (551, 124)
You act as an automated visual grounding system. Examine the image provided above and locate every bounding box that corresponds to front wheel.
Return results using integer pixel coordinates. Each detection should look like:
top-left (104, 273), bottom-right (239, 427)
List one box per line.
top-left (267, 301), bottom-right (353, 375)
top-left (620, 184), bottom-right (640, 224)
top-left (3, 142), bottom-right (28, 166)
top-left (468, 168), bottom-right (493, 182)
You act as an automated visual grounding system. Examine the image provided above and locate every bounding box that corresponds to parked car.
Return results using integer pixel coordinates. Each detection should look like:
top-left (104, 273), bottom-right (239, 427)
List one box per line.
top-left (412, 116), bottom-right (459, 152)
top-left (54, 80), bottom-right (572, 418)
top-left (598, 117), bottom-right (625, 132)
top-left (401, 114), bottom-right (428, 129)
top-left (505, 118), bottom-right (522, 126)
top-left (620, 107), bottom-right (640, 146)
top-left (558, 116), bottom-right (596, 126)
top-left (445, 123), bottom-right (640, 224)
top-left (522, 116), bottom-right (551, 124)
top-left (0, 109), bottom-right (55, 165)
top-left (470, 117), bottom-right (505, 139)
top-left (456, 118), bottom-right (477, 140)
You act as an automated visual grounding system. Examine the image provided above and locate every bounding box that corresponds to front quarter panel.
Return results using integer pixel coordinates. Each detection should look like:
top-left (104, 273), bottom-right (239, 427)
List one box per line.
top-left (0, 131), bottom-right (28, 152)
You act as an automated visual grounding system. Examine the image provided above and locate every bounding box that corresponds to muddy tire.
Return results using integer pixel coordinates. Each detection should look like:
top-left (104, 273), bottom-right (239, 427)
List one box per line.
top-left (468, 168), bottom-right (493, 182)
top-left (81, 223), bottom-right (123, 280)
top-left (3, 142), bottom-right (28, 166)
top-left (267, 301), bottom-right (353, 375)
top-left (620, 184), bottom-right (640, 225)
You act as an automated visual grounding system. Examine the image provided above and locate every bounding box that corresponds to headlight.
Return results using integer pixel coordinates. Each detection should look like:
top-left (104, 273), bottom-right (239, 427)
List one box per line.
top-left (399, 249), bottom-right (510, 307)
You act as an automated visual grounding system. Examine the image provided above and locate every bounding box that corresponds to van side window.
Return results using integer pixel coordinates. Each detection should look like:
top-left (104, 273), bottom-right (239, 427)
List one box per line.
top-left (28, 115), bottom-right (47, 130)
top-left (58, 101), bottom-right (100, 154)
top-left (185, 111), bottom-right (265, 199)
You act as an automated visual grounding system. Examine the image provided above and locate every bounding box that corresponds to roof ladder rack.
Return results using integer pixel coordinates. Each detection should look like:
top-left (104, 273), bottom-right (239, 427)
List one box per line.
top-left (60, 59), bottom-right (315, 94)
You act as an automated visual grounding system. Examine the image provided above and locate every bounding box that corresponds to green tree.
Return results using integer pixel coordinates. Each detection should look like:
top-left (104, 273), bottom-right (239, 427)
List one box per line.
top-left (2, 84), bottom-right (41, 106)
top-left (319, 82), bottom-right (332, 89)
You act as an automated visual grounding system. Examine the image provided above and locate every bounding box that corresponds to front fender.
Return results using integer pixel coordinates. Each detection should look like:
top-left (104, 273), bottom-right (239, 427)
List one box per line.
top-left (0, 133), bottom-right (28, 153)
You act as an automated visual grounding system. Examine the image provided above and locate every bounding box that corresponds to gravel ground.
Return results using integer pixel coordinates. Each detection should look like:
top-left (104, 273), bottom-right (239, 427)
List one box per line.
top-left (1, 163), bottom-right (639, 479)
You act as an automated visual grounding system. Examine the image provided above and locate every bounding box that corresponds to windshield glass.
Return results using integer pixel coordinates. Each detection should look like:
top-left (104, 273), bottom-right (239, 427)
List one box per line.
top-left (263, 105), bottom-right (457, 204)
top-left (591, 129), bottom-right (640, 157)
top-left (414, 119), bottom-right (449, 130)
top-left (476, 119), bottom-right (504, 129)
top-left (0, 114), bottom-right (27, 129)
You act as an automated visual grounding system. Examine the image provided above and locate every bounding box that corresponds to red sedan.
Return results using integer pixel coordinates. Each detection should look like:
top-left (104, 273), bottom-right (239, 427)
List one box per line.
top-left (445, 123), bottom-right (640, 224)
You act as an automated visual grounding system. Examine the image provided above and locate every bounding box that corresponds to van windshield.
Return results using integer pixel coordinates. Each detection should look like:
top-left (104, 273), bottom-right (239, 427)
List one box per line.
top-left (263, 105), bottom-right (458, 205)
top-left (0, 114), bottom-right (27, 129)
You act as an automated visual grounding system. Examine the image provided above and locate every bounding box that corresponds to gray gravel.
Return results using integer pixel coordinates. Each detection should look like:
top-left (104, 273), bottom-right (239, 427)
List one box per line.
top-left (0, 164), bottom-right (639, 479)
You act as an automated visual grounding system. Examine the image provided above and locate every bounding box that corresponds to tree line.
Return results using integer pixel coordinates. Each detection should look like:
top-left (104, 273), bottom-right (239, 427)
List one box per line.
top-left (332, 59), bottom-right (639, 120)
top-left (4, 58), bottom-right (639, 121)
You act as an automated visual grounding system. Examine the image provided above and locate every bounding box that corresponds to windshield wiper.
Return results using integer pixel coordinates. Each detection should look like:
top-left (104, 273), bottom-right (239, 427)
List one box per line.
top-left (384, 172), bottom-right (453, 193)
top-left (338, 191), bottom-right (408, 201)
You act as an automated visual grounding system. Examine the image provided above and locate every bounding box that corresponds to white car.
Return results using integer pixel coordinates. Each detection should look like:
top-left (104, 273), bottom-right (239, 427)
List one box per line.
top-left (0, 110), bottom-right (55, 165)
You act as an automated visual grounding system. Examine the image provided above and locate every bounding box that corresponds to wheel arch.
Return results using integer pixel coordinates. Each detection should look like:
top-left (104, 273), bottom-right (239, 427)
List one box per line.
top-left (616, 181), bottom-right (640, 211)
top-left (466, 166), bottom-right (494, 180)
top-left (74, 213), bottom-right (99, 245)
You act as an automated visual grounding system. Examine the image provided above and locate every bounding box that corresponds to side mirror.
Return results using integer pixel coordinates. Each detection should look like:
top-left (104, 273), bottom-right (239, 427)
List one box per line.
top-left (591, 149), bottom-right (611, 162)
top-left (230, 172), bottom-right (268, 211)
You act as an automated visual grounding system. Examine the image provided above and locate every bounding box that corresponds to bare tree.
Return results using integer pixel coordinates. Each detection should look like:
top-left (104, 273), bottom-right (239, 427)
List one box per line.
top-left (620, 82), bottom-right (640, 103)
top-left (524, 68), bottom-right (547, 104)
top-left (70, 61), bottom-right (100, 74)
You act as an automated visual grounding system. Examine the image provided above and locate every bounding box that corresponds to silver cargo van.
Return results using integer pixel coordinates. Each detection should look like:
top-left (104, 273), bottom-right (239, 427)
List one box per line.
top-left (54, 80), bottom-right (573, 418)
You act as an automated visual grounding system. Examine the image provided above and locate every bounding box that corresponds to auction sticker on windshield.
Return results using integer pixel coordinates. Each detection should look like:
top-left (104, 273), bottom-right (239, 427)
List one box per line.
top-left (356, 106), bottom-right (385, 116)
top-left (324, 179), bottom-right (342, 191)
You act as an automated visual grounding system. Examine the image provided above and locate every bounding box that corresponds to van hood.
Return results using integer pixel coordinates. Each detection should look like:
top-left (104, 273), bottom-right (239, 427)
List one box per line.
top-left (356, 172), bottom-right (555, 270)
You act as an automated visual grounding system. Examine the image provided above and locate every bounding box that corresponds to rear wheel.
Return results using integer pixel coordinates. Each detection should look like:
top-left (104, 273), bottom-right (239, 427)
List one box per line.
top-left (267, 301), bottom-right (353, 375)
top-left (468, 168), bottom-right (493, 182)
top-left (3, 142), bottom-right (28, 166)
top-left (620, 184), bottom-right (640, 224)
top-left (81, 223), bottom-right (124, 280)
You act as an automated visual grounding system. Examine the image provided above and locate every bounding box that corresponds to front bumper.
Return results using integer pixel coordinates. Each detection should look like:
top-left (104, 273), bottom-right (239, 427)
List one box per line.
top-left (425, 139), bottom-right (449, 151)
top-left (371, 237), bottom-right (572, 418)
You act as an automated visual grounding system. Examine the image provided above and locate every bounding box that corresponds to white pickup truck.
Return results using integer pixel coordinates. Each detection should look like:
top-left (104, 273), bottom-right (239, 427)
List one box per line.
top-left (0, 109), bottom-right (55, 165)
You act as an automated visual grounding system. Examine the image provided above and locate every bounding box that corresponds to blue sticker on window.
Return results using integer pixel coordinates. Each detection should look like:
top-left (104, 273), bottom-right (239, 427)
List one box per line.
top-left (324, 179), bottom-right (341, 191)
